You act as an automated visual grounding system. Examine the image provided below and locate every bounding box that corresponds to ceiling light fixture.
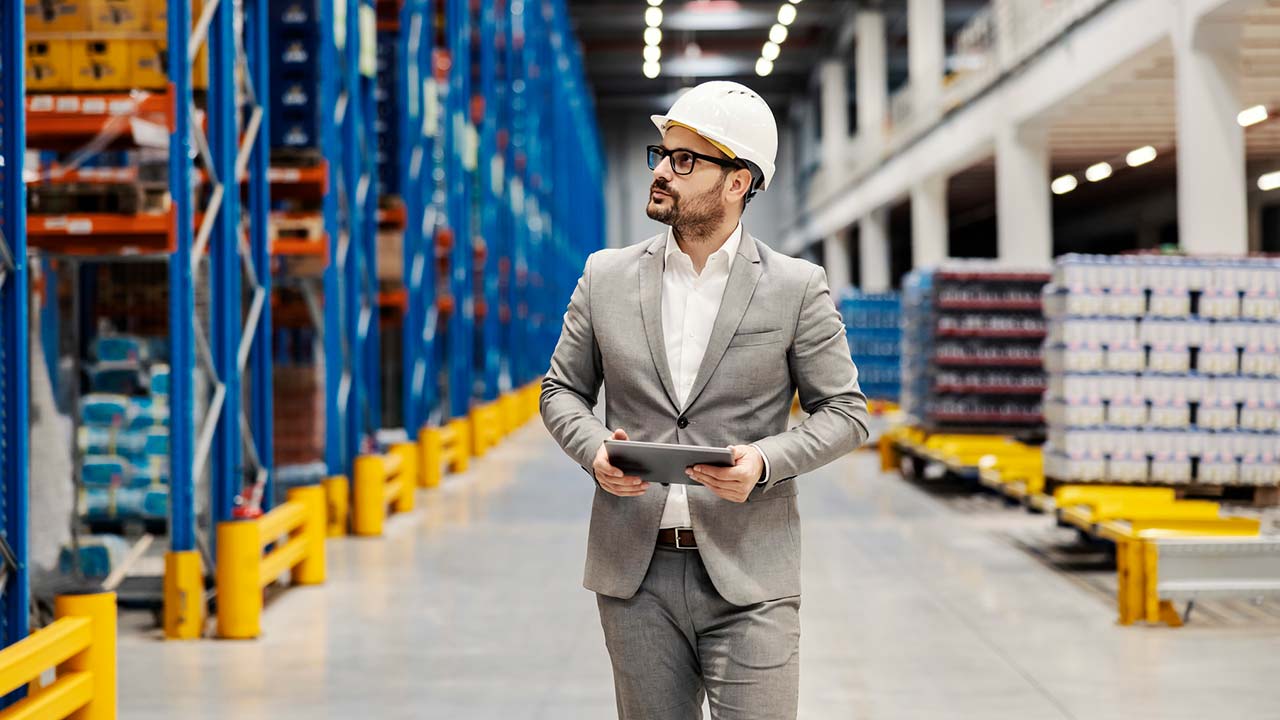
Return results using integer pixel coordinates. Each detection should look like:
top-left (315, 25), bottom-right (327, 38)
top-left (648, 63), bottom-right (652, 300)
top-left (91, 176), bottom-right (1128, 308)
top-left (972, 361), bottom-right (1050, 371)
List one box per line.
top-left (643, 61), bottom-right (661, 79)
top-left (762, 41), bottom-right (780, 61)
top-left (1238, 105), bottom-right (1269, 128)
top-left (756, 58), bottom-right (774, 76)
top-left (1125, 145), bottom-right (1157, 168)
top-left (1259, 170), bottom-right (1280, 192)
top-left (644, 27), bottom-right (662, 46)
top-left (769, 23), bottom-right (787, 44)
top-left (644, 45), bottom-right (661, 63)
top-left (777, 3), bottom-right (797, 25)
top-left (1085, 162), bottom-right (1112, 182)
top-left (645, 6), bottom-right (663, 27)
top-left (1051, 175), bottom-right (1078, 195)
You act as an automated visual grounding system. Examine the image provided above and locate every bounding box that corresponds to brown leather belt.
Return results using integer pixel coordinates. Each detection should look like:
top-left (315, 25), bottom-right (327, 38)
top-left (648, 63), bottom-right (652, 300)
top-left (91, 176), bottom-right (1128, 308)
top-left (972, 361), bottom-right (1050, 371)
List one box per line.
top-left (656, 527), bottom-right (698, 550)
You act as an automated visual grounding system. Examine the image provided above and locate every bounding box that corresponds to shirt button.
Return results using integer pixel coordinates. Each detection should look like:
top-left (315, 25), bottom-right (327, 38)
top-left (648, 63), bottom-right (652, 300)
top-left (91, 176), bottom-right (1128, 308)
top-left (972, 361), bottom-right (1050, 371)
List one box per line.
top-left (677, 416), bottom-right (689, 429)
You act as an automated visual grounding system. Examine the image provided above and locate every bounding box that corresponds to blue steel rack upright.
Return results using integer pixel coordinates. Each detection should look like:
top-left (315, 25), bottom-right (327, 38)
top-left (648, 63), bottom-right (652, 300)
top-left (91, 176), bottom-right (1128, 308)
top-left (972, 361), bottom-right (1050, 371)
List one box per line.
top-left (166, 0), bottom-right (274, 638)
top-left (399, 0), bottom-right (438, 435)
top-left (0, 0), bottom-right (32, 658)
top-left (319, 0), bottom-right (380, 476)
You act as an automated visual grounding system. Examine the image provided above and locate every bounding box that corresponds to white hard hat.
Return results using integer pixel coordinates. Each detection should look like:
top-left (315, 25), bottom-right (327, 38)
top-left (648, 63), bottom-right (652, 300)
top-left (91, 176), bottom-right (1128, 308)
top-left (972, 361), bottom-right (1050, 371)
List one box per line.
top-left (651, 81), bottom-right (779, 195)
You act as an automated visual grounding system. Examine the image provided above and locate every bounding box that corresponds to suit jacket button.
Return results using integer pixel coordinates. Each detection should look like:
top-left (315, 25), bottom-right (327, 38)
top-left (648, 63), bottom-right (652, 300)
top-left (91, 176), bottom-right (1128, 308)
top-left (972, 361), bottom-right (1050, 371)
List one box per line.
top-left (677, 416), bottom-right (689, 429)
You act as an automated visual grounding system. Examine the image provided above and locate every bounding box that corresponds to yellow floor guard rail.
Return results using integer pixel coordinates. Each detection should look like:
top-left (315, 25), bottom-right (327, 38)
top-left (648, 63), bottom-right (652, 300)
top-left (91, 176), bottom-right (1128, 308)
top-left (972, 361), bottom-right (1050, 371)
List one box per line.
top-left (419, 418), bottom-right (471, 488)
top-left (0, 592), bottom-right (115, 719)
top-left (216, 485), bottom-right (327, 639)
top-left (1098, 517), bottom-right (1263, 626)
top-left (352, 442), bottom-right (419, 537)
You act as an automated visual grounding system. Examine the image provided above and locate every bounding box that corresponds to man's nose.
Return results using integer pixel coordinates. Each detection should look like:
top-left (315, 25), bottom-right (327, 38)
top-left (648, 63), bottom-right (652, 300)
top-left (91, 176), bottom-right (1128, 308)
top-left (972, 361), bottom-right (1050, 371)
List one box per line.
top-left (652, 155), bottom-right (674, 182)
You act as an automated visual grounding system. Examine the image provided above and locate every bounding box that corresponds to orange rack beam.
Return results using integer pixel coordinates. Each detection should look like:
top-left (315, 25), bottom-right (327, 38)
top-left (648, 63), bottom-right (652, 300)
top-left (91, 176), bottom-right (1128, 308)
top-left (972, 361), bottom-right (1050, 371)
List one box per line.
top-left (28, 212), bottom-right (173, 255)
top-left (26, 92), bottom-right (172, 151)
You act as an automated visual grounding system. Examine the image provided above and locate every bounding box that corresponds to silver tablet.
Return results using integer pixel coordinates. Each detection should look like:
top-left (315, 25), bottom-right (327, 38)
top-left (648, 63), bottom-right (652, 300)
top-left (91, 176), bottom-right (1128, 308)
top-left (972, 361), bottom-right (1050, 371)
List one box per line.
top-left (603, 439), bottom-right (735, 485)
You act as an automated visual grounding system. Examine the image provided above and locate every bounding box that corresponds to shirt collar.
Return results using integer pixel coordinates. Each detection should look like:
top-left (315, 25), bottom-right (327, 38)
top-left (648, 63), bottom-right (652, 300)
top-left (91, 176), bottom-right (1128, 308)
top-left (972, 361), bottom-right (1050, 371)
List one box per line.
top-left (663, 222), bottom-right (744, 266)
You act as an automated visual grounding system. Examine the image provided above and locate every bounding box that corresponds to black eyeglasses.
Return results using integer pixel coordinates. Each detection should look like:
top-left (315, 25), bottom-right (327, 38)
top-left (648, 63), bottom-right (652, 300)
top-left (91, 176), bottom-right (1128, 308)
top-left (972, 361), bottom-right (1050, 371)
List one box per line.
top-left (647, 145), bottom-right (744, 176)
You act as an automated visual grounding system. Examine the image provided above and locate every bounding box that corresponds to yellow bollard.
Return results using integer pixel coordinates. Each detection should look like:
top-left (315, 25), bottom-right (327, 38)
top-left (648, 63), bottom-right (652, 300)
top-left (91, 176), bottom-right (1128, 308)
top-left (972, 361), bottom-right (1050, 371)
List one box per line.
top-left (215, 520), bottom-right (263, 639)
top-left (287, 486), bottom-right (327, 586)
top-left (163, 550), bottom-right (205, 640)
top-left (352, 454), bottom-right (387, 537)
top-left (324, 475), bottom-right (349, 536)
top-left (54, 592), bottom-right (117, 720)
top-left (449, 418), bottom-right (471, 473)
top-left (468, 407), bottom-right (488, 458)
top-left (420, 426), bottom-right (443, 488)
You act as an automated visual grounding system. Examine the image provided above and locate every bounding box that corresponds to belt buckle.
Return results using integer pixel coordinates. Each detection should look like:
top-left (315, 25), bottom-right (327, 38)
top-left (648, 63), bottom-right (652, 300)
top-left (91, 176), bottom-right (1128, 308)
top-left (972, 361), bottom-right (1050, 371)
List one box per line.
top-left (673, 527), bottom-right (694, 550)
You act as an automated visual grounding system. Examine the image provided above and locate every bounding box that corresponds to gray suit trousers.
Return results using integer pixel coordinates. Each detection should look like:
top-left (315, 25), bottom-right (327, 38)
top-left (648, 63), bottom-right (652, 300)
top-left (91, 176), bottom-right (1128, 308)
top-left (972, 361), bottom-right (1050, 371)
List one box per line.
top-left (597, 547), bottom-right (800, 720)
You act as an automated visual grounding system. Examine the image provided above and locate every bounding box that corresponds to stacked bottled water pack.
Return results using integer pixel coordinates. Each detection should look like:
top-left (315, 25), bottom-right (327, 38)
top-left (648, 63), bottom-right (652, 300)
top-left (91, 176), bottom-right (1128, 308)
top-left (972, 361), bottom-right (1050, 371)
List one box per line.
top-left (1042, 254), bottom-right (1280, 486)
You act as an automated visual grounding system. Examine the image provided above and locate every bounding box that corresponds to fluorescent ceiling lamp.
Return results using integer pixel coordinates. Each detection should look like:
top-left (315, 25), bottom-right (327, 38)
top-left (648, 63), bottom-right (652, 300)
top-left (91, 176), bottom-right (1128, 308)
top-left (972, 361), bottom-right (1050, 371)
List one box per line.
top-left (756, 58), bottom-right (774, 76)
top-left (769, 23), bottom-right (787, 44)
top-left (643, 61), bottom-right (661, 79)
top-left (789, 0), bottom-right (802, 3)
top-left (778, 4), bottom-right (797, 25)
top-left (644, 27), bottom-right (662, 45)
top-left (1259, 170), bottom-right (1280, 192)
top-left (762, 41), bottom-right (780, 61)
top-left (1125, 145), bottom-right (1157, 168)
top-left (645, 7), bottom-right (663, 27)
top-left (1237, 105), bottom-right (1268, 128)
top-left (644, 45), bottom-right (661, 63)
top-left (1085, 162), bottom-right (1112, 182)
top-left (1051, 175), bottom-right (1078, 195)
top-left (648, 0), bottom-right (663, 5)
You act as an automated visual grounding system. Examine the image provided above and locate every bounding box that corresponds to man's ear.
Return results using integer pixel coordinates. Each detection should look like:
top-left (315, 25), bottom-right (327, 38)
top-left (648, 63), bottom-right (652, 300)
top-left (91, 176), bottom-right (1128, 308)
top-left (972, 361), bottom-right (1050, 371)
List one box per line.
top-left (728, 168), bottom-right (752, 202)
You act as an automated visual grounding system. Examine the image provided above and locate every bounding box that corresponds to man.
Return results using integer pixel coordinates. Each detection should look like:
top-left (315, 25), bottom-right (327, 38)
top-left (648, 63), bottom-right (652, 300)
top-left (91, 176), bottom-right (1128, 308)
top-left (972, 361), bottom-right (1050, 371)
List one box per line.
top-left (540, 81), bottom-right (870, 719)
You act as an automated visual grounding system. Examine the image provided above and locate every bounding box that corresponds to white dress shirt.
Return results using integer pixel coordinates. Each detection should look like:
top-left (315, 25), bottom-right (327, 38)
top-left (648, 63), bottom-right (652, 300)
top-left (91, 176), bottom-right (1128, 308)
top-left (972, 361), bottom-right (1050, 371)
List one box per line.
top-left (658, 223), bottom-right (769, 529)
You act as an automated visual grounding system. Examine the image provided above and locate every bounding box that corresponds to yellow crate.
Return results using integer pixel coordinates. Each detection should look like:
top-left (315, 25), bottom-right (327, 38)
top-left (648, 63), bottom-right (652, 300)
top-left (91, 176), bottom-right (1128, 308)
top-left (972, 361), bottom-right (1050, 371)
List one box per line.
top-left (127, 38), bottom-right (166, 90)
top-left (70, 39), bottom-right (130, 91)
top-left (89, 0), bottom-right (147, 31)
top-left (25, 0), bottom-right (92, 32)
top-left (26, 39), bottom-right (73, 92)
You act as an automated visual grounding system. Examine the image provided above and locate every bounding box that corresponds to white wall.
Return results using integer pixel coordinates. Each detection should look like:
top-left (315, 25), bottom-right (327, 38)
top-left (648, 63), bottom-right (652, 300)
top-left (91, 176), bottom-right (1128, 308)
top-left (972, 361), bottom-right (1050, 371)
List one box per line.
top-left (601, 109), bottom-right (796, 252)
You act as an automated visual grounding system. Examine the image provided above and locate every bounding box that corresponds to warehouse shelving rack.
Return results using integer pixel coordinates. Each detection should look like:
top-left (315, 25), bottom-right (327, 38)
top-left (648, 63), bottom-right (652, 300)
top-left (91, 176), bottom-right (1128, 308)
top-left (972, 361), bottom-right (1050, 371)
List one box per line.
top-left (18, 0), bottom-right (276, 639)
top-left (0, 0), bottom-right (32, 661)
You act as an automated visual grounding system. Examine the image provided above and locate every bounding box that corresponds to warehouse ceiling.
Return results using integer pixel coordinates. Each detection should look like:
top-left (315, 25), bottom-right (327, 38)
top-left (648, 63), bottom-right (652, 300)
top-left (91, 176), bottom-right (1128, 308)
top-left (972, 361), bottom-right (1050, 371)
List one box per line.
top-left (566, 0), bottom-right (989, 114)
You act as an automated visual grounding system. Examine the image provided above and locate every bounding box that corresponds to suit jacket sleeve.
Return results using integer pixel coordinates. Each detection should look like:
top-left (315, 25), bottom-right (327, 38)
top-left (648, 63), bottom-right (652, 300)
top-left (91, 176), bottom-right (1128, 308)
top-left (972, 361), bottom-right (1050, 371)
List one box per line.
top-left (540, 252), bottom-right (613, 480)
top-left (754, 266), bottom-right (870, 490)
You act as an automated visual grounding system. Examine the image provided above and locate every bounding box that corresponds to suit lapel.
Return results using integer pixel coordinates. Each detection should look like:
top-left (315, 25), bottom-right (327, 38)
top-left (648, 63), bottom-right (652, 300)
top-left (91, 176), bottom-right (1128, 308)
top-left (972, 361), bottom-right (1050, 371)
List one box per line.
top-left (681, 234), bottom-right (763, 412)
top-left (638, 235), bottom-right (680, 411)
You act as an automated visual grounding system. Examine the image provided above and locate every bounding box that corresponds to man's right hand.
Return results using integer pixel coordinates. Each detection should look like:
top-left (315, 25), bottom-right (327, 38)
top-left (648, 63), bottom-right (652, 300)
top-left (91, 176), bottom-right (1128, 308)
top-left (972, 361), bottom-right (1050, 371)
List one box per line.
top-left (593, 428), bottom-right (650, 497)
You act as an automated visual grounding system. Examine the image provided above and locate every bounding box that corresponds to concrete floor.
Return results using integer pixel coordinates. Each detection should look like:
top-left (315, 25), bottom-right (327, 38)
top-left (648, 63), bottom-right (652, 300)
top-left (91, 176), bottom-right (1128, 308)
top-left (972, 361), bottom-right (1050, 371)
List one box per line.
top-left (119, 421), bottom-right (1280, 719)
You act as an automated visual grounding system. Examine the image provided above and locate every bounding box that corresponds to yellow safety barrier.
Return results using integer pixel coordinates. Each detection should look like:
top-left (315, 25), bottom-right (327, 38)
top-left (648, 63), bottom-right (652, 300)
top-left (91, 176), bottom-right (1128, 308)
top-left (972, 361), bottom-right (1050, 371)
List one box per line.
top-left (352, 442), bottom-right (419, 537)
top-left (162, 549), bottom-right (204, 640)
top-left (216, 485), bottom-right (327, 639)
top-left (1098, 517), bottom-right (1262, 626)
top-left (0, 592), bottom-right (116, 719)
top-left (419, 418), bottom-right (471, 488)
top-left (499, 392), bottom-right (521, 436)
top-left (323, 475), bottom-right (349, 537)
top-left (469, 402), bottom-right (504, 457)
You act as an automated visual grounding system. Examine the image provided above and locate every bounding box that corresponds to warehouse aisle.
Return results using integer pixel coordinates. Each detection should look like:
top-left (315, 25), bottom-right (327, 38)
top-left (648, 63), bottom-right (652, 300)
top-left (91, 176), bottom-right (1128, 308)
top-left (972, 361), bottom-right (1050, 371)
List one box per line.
top-left (118, 421), bottom-right (1280, 719)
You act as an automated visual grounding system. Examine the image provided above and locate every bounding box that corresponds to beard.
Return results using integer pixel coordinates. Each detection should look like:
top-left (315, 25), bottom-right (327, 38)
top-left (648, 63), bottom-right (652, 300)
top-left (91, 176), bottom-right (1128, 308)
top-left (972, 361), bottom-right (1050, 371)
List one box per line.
top-left (645, 174), bottom-right (727, 238)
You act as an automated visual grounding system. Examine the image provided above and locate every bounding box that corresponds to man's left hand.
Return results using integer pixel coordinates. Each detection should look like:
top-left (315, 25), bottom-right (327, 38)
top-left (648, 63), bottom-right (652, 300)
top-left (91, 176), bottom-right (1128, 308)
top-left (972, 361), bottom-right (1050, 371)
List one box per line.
top-left (686, 445), bottom-right (764, 504)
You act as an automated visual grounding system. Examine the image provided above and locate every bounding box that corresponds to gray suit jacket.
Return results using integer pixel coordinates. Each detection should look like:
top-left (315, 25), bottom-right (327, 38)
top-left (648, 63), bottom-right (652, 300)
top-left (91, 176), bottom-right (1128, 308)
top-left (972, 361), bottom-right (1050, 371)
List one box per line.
top-left (540, 230), bottom-right (870, 606)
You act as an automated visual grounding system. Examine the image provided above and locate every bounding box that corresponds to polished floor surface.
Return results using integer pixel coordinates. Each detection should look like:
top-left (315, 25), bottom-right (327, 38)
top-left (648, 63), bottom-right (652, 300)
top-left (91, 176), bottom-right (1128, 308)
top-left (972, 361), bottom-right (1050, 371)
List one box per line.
top-left (119, 420), bottom-right (1280, 719)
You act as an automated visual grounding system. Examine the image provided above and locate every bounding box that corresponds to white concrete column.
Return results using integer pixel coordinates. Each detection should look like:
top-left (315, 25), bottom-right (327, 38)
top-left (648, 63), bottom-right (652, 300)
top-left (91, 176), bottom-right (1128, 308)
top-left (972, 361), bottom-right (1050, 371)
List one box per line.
top-left (819, 60), bottom-right (849, 171)
top-left (995, 122), bottom-right (1053, 265)
top-left (855, 10), bottom-right (888, 157)
top-left (911, 174), bottom-right (948, 266)
top-left (823, 229), bottom-right (853, 292)
top-left (1173, 13), bottom-right (1247, 256)
top-left (908, 0), bottom-right (945, 122)
top-left (859, 209), bottom-right (891, 292)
